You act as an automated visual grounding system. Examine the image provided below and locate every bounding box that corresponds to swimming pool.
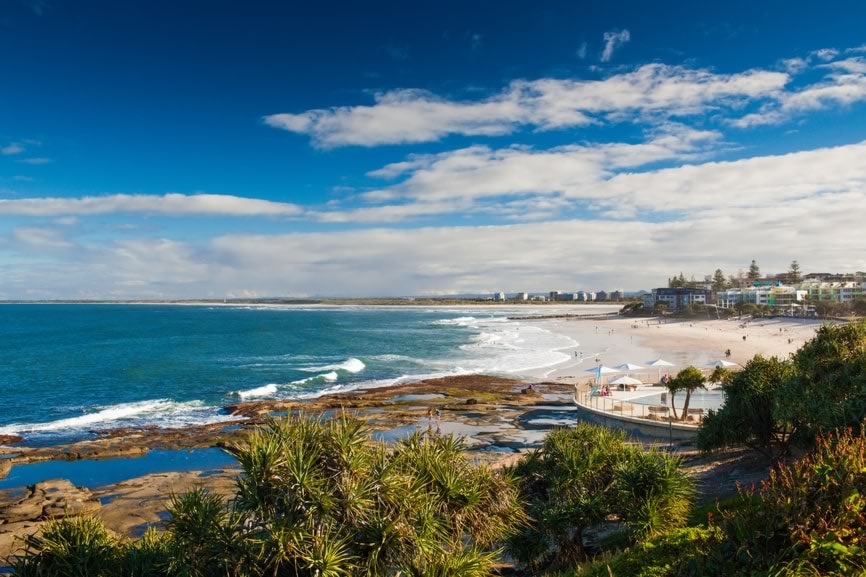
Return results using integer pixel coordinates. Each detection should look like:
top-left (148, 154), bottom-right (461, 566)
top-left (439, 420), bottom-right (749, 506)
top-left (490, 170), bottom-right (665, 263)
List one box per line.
top-left (628, 389), bottom-right (725, 411)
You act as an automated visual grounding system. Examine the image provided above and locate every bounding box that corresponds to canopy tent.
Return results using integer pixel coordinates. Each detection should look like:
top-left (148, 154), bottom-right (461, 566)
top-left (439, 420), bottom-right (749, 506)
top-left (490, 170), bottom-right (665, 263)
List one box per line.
top-left (585, 365), bottom-right (620, 384)
top-left (646, 358), bottom-right (676, 383)
top-left (708, 359), bottom-right (739, 368)
top-left (610, 375), bottom-right (643, 387)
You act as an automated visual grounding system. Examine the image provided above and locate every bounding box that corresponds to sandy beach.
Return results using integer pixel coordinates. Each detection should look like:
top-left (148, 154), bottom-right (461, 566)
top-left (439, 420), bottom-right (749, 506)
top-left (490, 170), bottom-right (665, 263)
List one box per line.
top-left (517, 315), bottom-right (824, 383)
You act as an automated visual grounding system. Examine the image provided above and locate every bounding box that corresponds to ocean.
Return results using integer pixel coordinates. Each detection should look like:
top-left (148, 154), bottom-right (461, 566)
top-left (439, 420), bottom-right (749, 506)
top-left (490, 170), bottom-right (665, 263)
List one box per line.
top-left (0, 304), bottom-right (600, 445)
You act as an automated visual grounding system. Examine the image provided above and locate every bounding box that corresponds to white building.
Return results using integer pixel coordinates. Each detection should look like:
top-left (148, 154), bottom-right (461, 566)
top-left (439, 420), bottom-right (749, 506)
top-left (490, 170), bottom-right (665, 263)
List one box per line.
top-left (717, 286), bottom-right (807, 309)
top-left (800, 280), bottom-right (865, 303)
top-left (493, 292), bottom-right (506, 302)
top-left (515, 292), bottom-right (529, 301)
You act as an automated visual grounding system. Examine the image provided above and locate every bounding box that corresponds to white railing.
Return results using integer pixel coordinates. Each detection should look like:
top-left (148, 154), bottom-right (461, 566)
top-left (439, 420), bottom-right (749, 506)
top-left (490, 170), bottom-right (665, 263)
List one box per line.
top-left (573, 388), bottom-right (706, 424)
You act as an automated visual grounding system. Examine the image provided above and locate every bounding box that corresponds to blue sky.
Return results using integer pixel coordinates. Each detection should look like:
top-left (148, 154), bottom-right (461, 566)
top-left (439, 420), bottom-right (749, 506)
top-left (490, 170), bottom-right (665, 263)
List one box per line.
top-left (2, 0), bottom-right (866, 298)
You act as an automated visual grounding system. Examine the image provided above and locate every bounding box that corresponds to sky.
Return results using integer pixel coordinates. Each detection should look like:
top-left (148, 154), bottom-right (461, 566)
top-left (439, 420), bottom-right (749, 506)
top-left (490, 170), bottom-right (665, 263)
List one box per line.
top-left (2, 0), bottom-right (866, 298)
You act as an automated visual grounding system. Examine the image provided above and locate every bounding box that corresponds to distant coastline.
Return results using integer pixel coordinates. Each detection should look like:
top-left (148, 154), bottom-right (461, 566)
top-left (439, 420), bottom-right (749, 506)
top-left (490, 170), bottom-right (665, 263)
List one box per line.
top-left (0, 298), bottom-right (636, 306)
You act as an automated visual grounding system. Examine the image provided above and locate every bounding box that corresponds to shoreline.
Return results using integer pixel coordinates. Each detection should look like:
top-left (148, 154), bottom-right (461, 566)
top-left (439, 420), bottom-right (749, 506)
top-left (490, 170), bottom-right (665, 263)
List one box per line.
top-left (0, 315), bottom-right (829, 558)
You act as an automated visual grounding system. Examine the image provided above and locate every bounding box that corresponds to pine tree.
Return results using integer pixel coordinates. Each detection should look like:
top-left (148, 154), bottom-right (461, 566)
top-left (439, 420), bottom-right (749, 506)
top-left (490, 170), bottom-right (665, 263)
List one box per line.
top-left (789, 260), bottom-right (801, 284)
top-left (712, 269), bottom-right (727, 291)
top-left (748, 260), bottom-right (761, 281)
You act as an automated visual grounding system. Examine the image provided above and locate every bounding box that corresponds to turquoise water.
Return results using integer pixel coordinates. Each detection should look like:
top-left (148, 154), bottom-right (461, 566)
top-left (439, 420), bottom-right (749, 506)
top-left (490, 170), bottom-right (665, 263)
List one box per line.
top-left (0, 448), bottom-right (237, 490)
top-left (0, 305), bottom-right (485, 444)
top-left (0, 304), bottom-right (576, 445)
top-left (629, 389), bottom-right (725, 411)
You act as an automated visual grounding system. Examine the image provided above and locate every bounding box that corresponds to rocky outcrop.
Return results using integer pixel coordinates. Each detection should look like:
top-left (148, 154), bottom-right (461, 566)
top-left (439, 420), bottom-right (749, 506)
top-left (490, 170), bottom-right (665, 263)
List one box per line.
top-left (0, 460), bottom-right (10, 480)
top-left (0, 479), bottom-right (103, 557)
top-left (0, 480), bottom-right (101, 524)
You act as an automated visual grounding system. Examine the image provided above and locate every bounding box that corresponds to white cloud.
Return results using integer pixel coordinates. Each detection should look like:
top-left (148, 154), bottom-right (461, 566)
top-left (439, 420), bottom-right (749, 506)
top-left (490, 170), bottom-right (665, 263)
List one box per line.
top-left (264, 64), bottom-right (788, 147)
top-left (0, 193), bottom-right (304, 217)
top-left (325, 135), bottom-right (866, 224)
top-left (3, 190), bottom-right (864, 298)
top-left (16, 157), bottom-right (51, 165)
top-left (1, 143), bottom-right (24, 156)
top-left (810, 47), bottom-right (840, 62)
top-left (601, 29), bottom-right (630, 62)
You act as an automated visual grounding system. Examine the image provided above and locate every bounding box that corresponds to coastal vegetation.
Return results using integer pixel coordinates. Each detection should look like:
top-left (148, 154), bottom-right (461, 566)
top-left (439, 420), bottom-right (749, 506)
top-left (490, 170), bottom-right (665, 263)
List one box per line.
top-left (698, 321), bottom-right (866, 457)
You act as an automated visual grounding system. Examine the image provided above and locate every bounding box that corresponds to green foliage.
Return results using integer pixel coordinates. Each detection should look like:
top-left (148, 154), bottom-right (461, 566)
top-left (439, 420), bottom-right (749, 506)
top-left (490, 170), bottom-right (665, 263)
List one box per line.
top-left (777, 321), bottom-right (866, 440)
top-left (11, 413), bottom-right (525, 577)
top-left (720, 426), bottom-right (866, 576)
top-left (574, 526), bottom-right (727, 577)
top-left (611, 449), bottom-right (695, 541)
top-left (507, 425), bottom-right (693, 572)
top-left (712, 269), bottom-right (727, 292)
top-left (667, 367), bottom-right (706, 422)
top-left (748, 259), bottom-right (761, 281)
top-left (11, 515), bottom-right (124, 577)
top-left (788, 260), bottom-right (801, 285)
top-left (697, 355), bottom-right (797, 458)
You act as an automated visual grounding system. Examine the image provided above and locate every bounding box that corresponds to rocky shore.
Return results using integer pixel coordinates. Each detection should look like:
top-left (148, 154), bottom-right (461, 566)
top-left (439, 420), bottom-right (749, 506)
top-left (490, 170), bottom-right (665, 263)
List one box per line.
top-left (0, 373), bottom-right (771, 562)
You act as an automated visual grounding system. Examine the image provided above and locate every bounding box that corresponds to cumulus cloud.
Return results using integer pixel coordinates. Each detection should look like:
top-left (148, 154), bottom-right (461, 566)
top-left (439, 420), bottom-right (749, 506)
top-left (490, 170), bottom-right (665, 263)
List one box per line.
top-left (0, 193), bottom-right (304, 217)
top-left (601, 29), bottom-right (630, 62)
top-left (315, 134), bottom-right (866, 223)
top-left (264, 64), bottom-right (788, 147)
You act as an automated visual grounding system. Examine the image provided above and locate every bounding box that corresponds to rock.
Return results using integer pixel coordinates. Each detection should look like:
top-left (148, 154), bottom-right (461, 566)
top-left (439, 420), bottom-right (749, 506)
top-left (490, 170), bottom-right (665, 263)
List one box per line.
top-left (0, 489), bottom-right (43, 524)
top-left (36, 480), bottom-right (101, 519)
top-left (0, 435), bottom-right (24, 445)
top-left (0, 480), bottom-right (100, 524)
top-left (0, 520), bottom-right (40, 557)
top-left (0, 460), bottom-right (10, 480)
top-left (465, 398), bottom-right (479, 405)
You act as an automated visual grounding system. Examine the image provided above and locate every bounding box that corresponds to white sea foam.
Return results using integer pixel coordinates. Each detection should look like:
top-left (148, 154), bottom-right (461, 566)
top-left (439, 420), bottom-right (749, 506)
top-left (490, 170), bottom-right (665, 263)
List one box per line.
top-left (0, 399), bottom-right (240, 436)
top-left (235, 383), bottom-right (279, 399)
top-left (435, 315), bottom-right (578, 375)
top-left (299, 357), bottom-right (366, 374)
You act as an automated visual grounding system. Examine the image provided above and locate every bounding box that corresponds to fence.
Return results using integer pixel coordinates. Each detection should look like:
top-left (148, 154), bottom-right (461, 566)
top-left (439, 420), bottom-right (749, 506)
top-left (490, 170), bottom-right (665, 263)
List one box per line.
top-left (573, 388), bottom-right (706, 424)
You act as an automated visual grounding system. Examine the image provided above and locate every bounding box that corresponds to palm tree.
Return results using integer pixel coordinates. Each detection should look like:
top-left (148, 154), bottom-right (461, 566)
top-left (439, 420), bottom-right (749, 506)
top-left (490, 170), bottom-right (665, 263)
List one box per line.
top-left (668, 366), bottom-right (707, 422)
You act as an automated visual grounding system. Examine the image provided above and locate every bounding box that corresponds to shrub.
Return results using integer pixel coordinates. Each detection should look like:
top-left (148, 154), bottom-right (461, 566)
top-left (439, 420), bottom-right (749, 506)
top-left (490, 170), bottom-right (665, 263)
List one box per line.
top-left (611, 448), bottom-right (694, 541)
top-left (10, 413), bottom-right (526, 577)
top-left (574, 526), bottom-right (727, 577)
top-left (721, 426), bottom-right (866, 576)
top-left (506, 425), bottom-right (693, 572)
top-left (777, 321), bottom-right (866, 440)
top-left (697, 355), bottom-right (797, 458)
top-left (11, 515), bottom-right (124, 577)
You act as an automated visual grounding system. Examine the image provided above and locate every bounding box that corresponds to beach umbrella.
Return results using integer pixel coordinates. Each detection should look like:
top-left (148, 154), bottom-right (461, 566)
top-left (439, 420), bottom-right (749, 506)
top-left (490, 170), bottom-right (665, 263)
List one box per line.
top-left (615, 362), bottom-right (644, 378)
top-left (610, 375), bottom-right (643, 386)
top-left (646, 358), bottom-right (675, 383)
top-left (585, 365), bottom-right (619, 384)
top-left (708, 359), bottom-right (739, 368)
